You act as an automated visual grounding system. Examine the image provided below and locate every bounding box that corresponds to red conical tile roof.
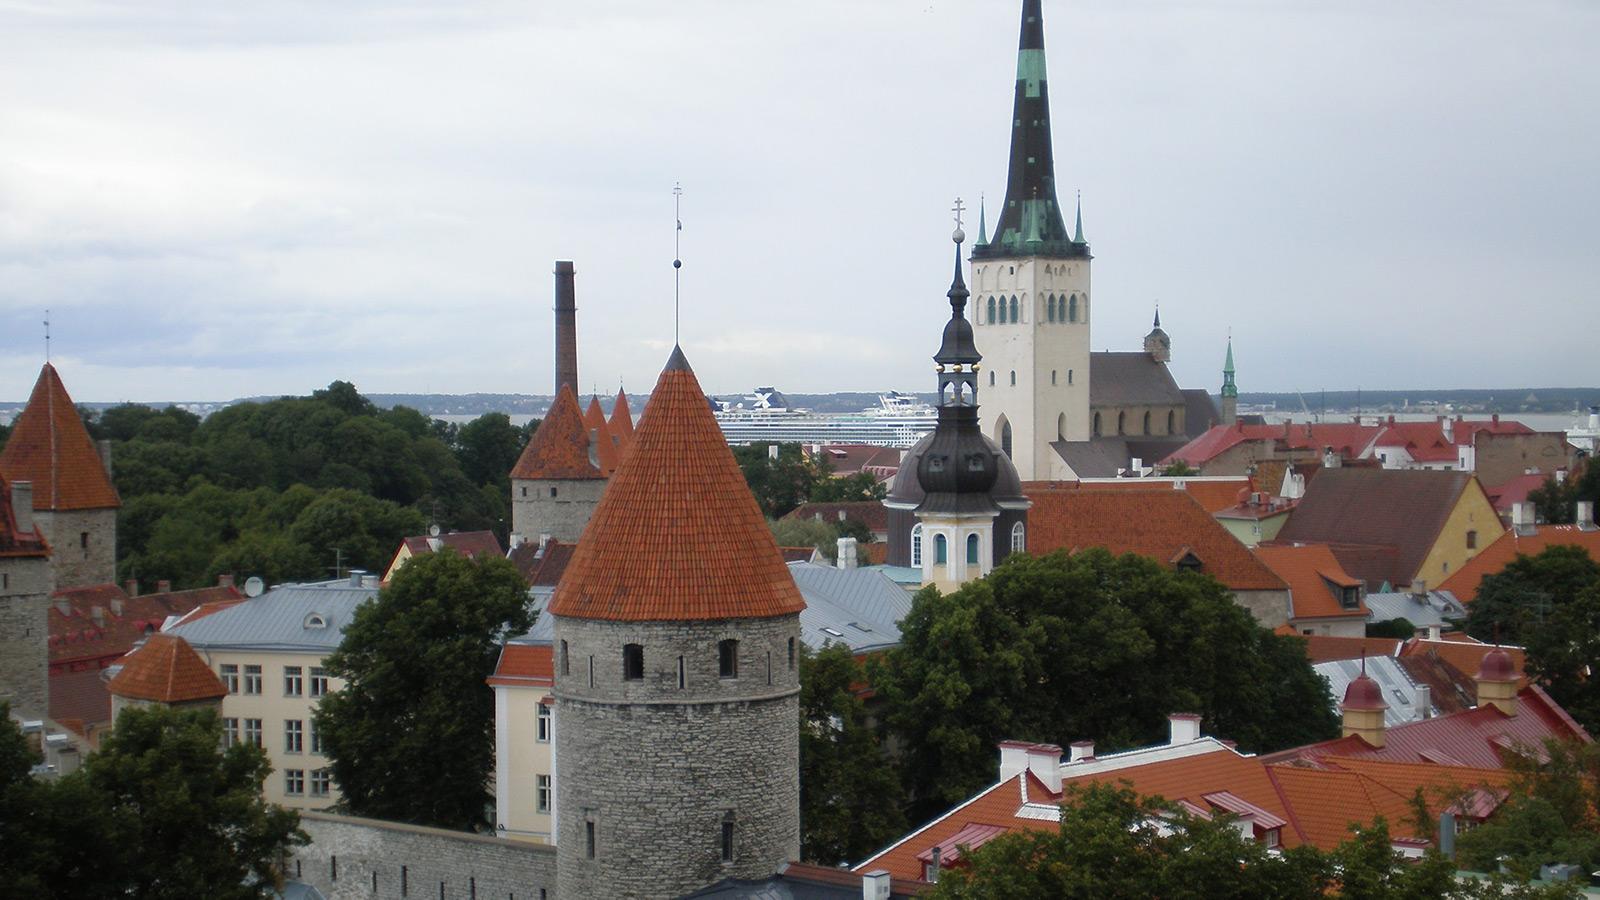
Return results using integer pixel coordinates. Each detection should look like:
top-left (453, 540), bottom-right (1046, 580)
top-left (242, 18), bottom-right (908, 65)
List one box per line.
top-left (107, 634), bottom-right (228, 703)
top-left (583, 394), bottom-right (620, 475)
top-left (608, 389), bottom-right (635, 440)
top-left (0, 364), bottom-right (120, 511)
top-left (509, 385), bottom-right (604, 481)
top-left (549, 347), bottom-right (806, 622)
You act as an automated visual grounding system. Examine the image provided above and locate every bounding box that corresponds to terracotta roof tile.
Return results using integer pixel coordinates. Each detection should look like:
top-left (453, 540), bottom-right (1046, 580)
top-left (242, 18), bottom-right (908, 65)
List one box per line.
top-left (784, 501), bottom-right (890, 534)
top-left (0, 363), bottom-right (120, 511)
top-left (548, 348), bottom-right (807, 622)
top-left (49, 667), bottom-right (112, 732)
top-left (1255, 543), bottom-right (1368, 620)
top-left (1438, 525), bottom-right (1600, 601)
top-left (608, 389), bottom-right (634, 441)
top-left (106, 634), bottom-right (228, 703)
top-left (49, 583), bottom-right (243, 667)
top-left (809, 444), bottom-right (903, 478)
top-left (1032, 477), bottom-right (1257, 515)
top-left (487, 644), bottom-right (553, 687)
top-left (1163, 422), bottom-right (1382, 468)
top-left (1286, 633), bottom-right (1403, 664)
top-left (508, 538), bottom-right (578, 587)
top-left (509, 386), bottom-right (604, 481)
top-left (0, 472), bottom-right (49, 557)
top-left (1397, 637), bottom-right (1529, 689)
top-left (400, 530), bottom-right (503, 560)
top-left (583, 395), bottom-right (621, 475)
top-left (1483, 473), bottom-right (1548, 513)
top-left (1026, 488), bottom-right (1287, 591)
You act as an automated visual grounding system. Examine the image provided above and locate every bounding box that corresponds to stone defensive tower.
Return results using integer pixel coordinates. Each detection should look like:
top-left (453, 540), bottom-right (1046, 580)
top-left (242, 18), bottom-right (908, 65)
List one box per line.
top-left (509, 385), bottom-right (609, 544)
top-left (550, 346), bottom-right (804, 898)
top-left (0, 474), bottom-right (52, 719)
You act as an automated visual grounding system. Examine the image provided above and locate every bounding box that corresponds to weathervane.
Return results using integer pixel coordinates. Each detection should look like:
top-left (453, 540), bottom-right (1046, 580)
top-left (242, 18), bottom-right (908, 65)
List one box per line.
top-left (673, 182), bottom-right (684, 344)
top-left (43, 309), bottom-right (50, 362)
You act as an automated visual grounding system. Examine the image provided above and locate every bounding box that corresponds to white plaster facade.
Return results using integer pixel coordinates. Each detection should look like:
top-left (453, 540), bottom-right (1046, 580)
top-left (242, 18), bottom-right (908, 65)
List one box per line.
top-left (917, 514), bottom-right (996, 594)
top-left (970, 255), bottom-right (1092, 480)
top-left (492, 675), bottom-right (555, 844)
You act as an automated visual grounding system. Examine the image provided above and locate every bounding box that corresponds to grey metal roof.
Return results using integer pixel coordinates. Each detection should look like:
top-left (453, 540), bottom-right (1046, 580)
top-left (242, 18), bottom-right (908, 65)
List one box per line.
top-left (165, 580), bottom-right (379, 653)
top-left (1089, 352), bottom-right (1186, 407)
top-left (1048, 437), bottom-right (1191, 478)
top-left (1364, 590), bottom-right (1468, 628)
top-left (1181, 389), bottom-right (1221, 438)
top-left (509, 588), bottom-right (556, 646)
top-left (789, 562), bottom-right (912, 654)
top-left (1314, 655), bottom-right (1436, 727)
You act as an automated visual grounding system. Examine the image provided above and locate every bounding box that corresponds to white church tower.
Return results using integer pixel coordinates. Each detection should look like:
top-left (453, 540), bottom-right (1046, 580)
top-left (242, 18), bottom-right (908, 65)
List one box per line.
top-left (969, 0), bottom-right (1092, 481)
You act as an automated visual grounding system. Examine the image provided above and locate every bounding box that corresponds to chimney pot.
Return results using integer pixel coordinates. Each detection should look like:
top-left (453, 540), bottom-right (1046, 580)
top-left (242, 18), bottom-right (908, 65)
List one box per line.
top-left (928, 846), bottom-right (941, 883)
top-left (553, 261), bottom-right (578, 396)
top-left (1427, 623), bottom-right (1442, 641)
top-left (1068, 740), bottom-right (1095, 763)
top-left (124, 578), bottom-right (139, 598)
top-left (217, 574), bottom-right (234, 589)
top-left (1576, 501), bottom-right (1596, 532)
top-left (861, 870), bottom-right (892, 900)
top-left (10, 480), bottom-right (33, 535)
top-left (538, 533), bottom-right (551, 551)
top-left (156, 580), bottom-right (171, 593)
top-left (109, 597), bottom-right (123, 616)
top-left (90, 606), bottom-right (104, 627)
top-left (836, 537), bottom-right (858, 570)
top-left (1410, 578), bottom-right (1427, 599)
top-left (1025, 743), bottom-right (1062, 793)
top-left (1511, 502), bottom-right (1536, 533)
top-left (1168, 712), bottom-right (1202, 745)
top-left (426, 536), bottom-right (443, 553)
top-left (348, 570), bottom-right (364, 587)
top-left (1415, 684), bottom-right (1432, 720)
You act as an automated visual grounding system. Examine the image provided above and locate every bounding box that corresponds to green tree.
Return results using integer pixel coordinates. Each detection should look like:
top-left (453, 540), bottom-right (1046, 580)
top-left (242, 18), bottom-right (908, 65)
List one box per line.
top-left (1162, 460), bottom-right (1198, 477)
top-left (799, 643), bottom-right (904, 865)
top-left (289, 488), bottom-right (426, 576)
top-left (734, 442), bottom-right (821, 517)
top-left (872, 550), bottom-right (1339, 820)
top-left (1527, 462), bottom-right (1599, 526)
top-left (1366, 617), bottom-right (1418, 639)
top-left (315, 549), bottom-right (534, 830)
top-left (810, 471), bottom-right (888, 503)
top-left (771, 516), bottom-right (838, 559)
top-left (1457, 739), bottom-right (1600, 878)
top-left (456, 412), bottom-right (528, 490)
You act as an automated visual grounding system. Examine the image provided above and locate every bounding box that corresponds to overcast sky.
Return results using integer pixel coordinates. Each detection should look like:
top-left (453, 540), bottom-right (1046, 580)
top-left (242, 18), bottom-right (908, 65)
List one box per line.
top-left (2, 0), bottom-right (1596, 404)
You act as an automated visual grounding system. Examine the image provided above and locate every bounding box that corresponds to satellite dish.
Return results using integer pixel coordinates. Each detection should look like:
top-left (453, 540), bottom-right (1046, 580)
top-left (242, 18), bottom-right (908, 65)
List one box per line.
top-left (428, 523), bottom-right (442, 538)
top-left (244, 576), bottom-right (265, 598)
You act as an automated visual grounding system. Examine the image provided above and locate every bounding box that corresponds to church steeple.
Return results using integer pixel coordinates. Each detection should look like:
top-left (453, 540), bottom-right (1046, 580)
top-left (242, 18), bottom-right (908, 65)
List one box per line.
top-left (934, 216), bottom-right (981, 408)
top-left (1220, 336), bottom-right (1238, 425)
top-left (972, 0), bottom-right (1084, 261)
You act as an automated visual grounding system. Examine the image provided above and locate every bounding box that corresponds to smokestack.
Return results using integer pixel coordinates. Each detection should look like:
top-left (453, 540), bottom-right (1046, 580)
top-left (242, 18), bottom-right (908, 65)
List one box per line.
top-left (554, 261), bottom-right (578, 397)
top-left (10, 480), bottom-right (32, 535)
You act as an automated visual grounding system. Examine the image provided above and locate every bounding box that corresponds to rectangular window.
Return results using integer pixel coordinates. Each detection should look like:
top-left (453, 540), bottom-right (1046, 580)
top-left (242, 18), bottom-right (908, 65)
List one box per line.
top-left (243, 664), bottom-right (262, 695)
top-left (223, 717), bottom-right (239, 748)
top-left (285, 769), bottom-right (304, 795)
top-left (244, 719), bottom-right (263, 747)
top-left (284, 665), bottom-right (303, 696)
top-left (718, 639), bottom-right (738, 679)
top-left (537, 774), bottom-right (552, 813)
top-left (588, 656), bottom-right (594, 688)
top-left (80, 532), bottom-right (89, 549)
top-left (560, 641), bottom-right (570, 677)
top-left (309, 667), bottom-right (328, 697)
top-left (586, 820), bottom-right (596, 858)
top-left (285, 719), bottom-right (303, 753)
top-left (311, 768), bottom-right (332, 797)
top-left (1466, 530), bottom-right (1478, 550)
top-left (536, 704), bottom-right (552, 743)
top-left (622, 644), bottom-right (644, 681)
top-left (310, 721), bottom-right (323, 754)
top-left (678, 655), bottom-right (686, 689)
top-left (221, 664), bottom-right (239, 694)
top-left (788, 637), bottom-right (795, 670)
top-left (721, 819), bottom-right (735, 862)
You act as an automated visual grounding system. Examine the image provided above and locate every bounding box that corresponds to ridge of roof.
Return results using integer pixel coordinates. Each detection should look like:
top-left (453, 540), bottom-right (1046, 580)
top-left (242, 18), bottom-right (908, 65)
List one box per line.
top-left (509, 385), bottom-right (605, 481)
top-left (548, 349), bottom-right (807, 622)
top-left (0, 363), bottom-right (121, 511)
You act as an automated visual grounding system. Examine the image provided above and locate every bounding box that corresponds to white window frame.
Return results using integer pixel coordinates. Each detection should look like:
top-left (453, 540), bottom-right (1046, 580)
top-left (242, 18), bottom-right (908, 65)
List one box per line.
top-left (910, 523), bottom-right (923, 567)
top-left (283, 665), bottom-right (303, 697)
top-left (537, 704), bottom-right (552, 743)
top-left (220, 664), bottom-right (239, 694)
top-left (285, 769), bottom-right (304, 795)
top-left (243, 664), bottom-right (262, 695)
top-left (223, 717), bottom-right (239, 748)
top-left (309, 666), bottom-right (328, 698)
top-left (310, 768), bottom-right (331, 797)
top-left (285, 719), bottom-right (303, 754)
top-left (537, 774), bottom-right (553, 813)
top-left (243, 718), bottom-right (263, 747)
top-left (1011, 521), bottom-right (1026, 553)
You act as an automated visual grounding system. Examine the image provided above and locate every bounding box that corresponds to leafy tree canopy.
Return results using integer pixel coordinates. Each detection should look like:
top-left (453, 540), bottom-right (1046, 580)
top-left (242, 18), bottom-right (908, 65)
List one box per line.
top-left (314, 548), bottom-right (534, 830)
top-left (1527, 462), bottom-right (1600, 526)
top-left (799, 643), bottom-right (904, 865)
top-left (1457, 739), bottom-right (1600, 878)
top-left (871, 549), bottom-right (1340, 820)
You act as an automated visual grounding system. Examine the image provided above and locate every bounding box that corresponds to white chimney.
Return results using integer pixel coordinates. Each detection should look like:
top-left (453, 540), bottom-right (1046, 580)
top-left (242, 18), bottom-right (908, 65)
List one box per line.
top-left (1427, 623), bottom-right (1442, 641)
top-left (998, 741), bottom-right (1030, 781)
top-left (836, 537), bottom-right (858, 570)
top-left (10, 480), bottom-right (32, 535)
top-left (1511, 502), bottom-right (1537, 534)
top-left (426, 536), bottom-right (443, 553)
top-left (1168, 713), bottom-right (1202, 745)
top-left (348, 570), bottom-right (364, 587)
top-left (861, 870), bottom-right (891, 900)
top-left (538, 533), bottom-right (552, 552)
top-left (1411, 578), bottom-right (1428, 599)
top-left (90, 606), bottom-right (105, 627)
top-left (1323, 446), bottom-right (1340, 469)
top-left (1027, 744), bottom-right (1062, 792)
top-left (767, 444), bottom-right (779, 461)
top-left (1068, 740), bottom-right (1094, 763)
top-left (508, 532), bottom-right (525, 550)
top-left (1577, 501), bottom-right (1596, 532)
top-left (1130, 457), bottom-right (1144, 476)
top-left (1415, 684), bottom-right (1432, 720)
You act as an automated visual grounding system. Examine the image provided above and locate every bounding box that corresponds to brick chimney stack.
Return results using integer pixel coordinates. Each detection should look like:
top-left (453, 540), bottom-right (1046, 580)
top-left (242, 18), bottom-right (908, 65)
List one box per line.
top-left (554, 261), bottom-right (578, 397)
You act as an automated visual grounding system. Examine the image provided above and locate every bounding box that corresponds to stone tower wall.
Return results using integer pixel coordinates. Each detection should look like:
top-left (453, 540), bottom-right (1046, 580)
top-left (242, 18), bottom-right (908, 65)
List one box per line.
top-left (553, 614), bottom-right (801, 899)
top-left (0, 553), bottom-right (52, 719)
top-left (511, 478), bottom-right (605, 544)
top-left (34, 507), bottom-right (117, 589)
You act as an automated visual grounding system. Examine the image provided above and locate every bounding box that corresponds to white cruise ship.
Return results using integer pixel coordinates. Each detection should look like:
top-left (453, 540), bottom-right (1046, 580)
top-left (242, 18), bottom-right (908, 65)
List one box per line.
top-left (713, 389), bottom-right (937, 448)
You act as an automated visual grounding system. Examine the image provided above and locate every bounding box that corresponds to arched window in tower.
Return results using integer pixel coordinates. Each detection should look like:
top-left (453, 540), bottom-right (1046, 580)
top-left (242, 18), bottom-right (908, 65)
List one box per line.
top-left (1011, 521), bottom-right (1026, 553)
top-left (1047, 296), bottom-right (1056, 322)
top-left (1009, 370), bottom-right (1016, 386)
top-left (934, 534), bottom-right (948, 565)
top-left (1117, 412), bottom-right (1127, 435)
top-left (1051, 370), bottom-right (1057, 386)
top-left (1167, 410), bottom-right (1176, 434)
top-left (1000, 420), bottom-right (1013, 458)
top-left (1093, 412), bottom-right (1102, 436)
top-left (966, 533), bottom-right (980, 565)
top-left (910, 523), bottom-right (924, 567)
top-left (1143, 411), bottom-right (1151, 434)
top-left (989, 371), bottom-right (995, 386)
top-left (1009, 296), bottom-right (1018, 323)
top-left (987, 296), bottom-right (995, 324)
top-left (1068, 294), bottom-right (1078, 323)
top-left (1058, 413), bottom-right (1066, 440)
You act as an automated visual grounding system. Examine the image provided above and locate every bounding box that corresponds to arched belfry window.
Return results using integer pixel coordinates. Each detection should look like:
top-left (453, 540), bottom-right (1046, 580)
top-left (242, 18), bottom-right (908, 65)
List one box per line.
top-left (966, 533), bottom-right (980, 565)
top-left (910, 523), bottom-right (924, 567)
top-left (1058, 413), bottom-right (1066, 440)
top-left (934, 534), bottom-right (948, 565)
top-left (1000, 421), bottom-right (1013, 459)
top-left (1047, 296), bottom-right (1056, 322)
top-left (1167, 410), bottom-right (1176, 434)
top-left (1143, 411), bottom-right (1151, 434)
top-left (1009, 296), bottom-right (1018, 323)
top-left (1093, 412), bottom-right (1102, 436)
top-left (987, 296), bottom-right (995, 324)
top-left (1068, 294), bottom-right (1078, 323)
top-left (1117, 412), bottom-right (1127, 435)
top-left (1011, 521), bottom-right (1026, 553)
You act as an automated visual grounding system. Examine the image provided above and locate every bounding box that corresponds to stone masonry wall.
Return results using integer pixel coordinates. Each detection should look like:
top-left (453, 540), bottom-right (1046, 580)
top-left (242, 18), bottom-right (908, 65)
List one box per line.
top-left (511, 479), bottom-right (604, 544)
top-left (0, 553), bottom-right (51, 719)
top-left (554, 614), bottom-right (801, 899)
top-left (291, 812), bottom-right (557, 900)
top-left (35, 507), bottom-right (117, 589)
top-left (1233, 588), bottom-right (1291, 630)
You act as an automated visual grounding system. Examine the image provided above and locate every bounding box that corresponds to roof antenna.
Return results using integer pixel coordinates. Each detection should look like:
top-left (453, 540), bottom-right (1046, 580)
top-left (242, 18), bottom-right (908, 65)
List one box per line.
top-left (43, 309), bottom-right (50, 362)
top-left (673, 182), bottom-right (684, 345)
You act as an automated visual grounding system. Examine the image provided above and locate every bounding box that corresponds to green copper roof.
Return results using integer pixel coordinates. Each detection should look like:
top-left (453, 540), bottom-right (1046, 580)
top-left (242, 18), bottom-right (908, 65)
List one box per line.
top-left (976, 197), bottom-right (989, 245)
top-left (1221, 339), bottom-right (1238, 398)
top-left (1073, 193), bottom-right (1085, 243)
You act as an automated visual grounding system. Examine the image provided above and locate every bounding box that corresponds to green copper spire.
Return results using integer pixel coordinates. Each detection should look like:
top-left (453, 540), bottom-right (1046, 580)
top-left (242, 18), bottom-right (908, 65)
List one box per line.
top-left (1221, 338), bottom-right (1238, 399)
top-left (976, 195), bottom-right (989, 245)
top-left (1073, 191), bottom-right (1084, 243)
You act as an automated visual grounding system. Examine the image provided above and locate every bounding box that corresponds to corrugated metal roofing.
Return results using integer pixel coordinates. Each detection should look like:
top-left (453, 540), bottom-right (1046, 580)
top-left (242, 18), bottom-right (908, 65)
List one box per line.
top-left (1314, 656), bottom-right (1431, 727)
top-left (789, 562), bottom-right (912, 653)
top-left (164, 580), bottom-right (379, 651)
top-left (1363, 590), bottom-right (1467, 628)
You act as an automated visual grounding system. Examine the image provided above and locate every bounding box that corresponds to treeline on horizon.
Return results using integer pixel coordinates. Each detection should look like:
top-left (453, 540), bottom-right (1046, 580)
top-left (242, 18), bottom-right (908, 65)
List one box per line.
top-left (1237, 387), bottom-right (1600, 414)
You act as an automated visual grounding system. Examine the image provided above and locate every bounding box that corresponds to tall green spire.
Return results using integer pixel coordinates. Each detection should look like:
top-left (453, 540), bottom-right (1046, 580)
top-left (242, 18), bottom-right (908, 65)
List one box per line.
top-left (1073, 191), bottom-right (1084, 243)
top-left (1221, 338), bottom-right (1238, 399)
top-left (976, 195), bottom-right (989, 245)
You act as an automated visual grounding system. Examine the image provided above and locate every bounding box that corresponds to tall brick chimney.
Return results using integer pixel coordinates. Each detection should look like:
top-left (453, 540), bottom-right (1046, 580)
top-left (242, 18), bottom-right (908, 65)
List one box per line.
top-left (554, 260), bottom-right (578, 397)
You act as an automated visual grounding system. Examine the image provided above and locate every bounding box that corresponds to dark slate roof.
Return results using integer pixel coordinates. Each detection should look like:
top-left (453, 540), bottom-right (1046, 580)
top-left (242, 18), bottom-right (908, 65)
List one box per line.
top-left (1181, 389), bottom-right (1221, 438)
top-left (508, 539), bottom-right (577, 588)
top-left (1049, 437), bottom-right (1192, 478)
top-left (1275, 469), bottom-right (1483, 589)
top-left (1089, 352), bottom-right (1185, 408)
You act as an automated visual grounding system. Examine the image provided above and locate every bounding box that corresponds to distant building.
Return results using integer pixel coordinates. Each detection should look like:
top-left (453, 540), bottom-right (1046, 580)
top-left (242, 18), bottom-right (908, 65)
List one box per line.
top-left (1254, 543), bottom-right (1368, 638)
top-left (1438, 502), bottom-right (1600, 601)
top-left (106, 633), bottom-right (227, 720)
top-left (0, 363), bottom-right (120, 588)
top-left (0, 473), bottom-right (51, 721)
top-left (382, 529), bottom-right (503, 582)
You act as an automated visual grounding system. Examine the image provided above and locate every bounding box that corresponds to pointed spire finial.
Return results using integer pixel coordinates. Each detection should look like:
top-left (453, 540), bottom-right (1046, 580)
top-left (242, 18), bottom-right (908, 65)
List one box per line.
top-left (1073, 190), bottom-right (1084, 243)
top-left (1153, 302), bottom-right (1161, 329)
top-left (673, 182), bottom-right (684, 345)
top-left (975, 193), bottom-right (988, 245)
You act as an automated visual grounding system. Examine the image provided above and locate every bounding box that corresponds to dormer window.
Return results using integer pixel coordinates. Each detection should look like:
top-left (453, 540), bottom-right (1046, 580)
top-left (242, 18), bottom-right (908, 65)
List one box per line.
top-left (303, 613), bottom-right (328, 630)
top-left (927, 455), bottom-right (946, 473)
top-left (966, 455), bottom-right (986, 472)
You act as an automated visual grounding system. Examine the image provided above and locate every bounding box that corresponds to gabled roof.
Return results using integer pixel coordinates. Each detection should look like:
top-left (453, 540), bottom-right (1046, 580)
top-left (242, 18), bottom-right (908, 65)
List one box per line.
top-left (0, 472), bottom-right (48, 558)
top-left (486, 643), bottom-right (553, 688)
top-left (1265, 760), bottom-right (1509, 849)
top-left (165, 581), bottom-right (377, 651)
top-left (1437, 524), bottom-right (1600, 601)
top-left (1027, 488), bottom-right (1287, 591)
top-left (809, 444), bottom-right (903, 478)
top-left (1275, 468), bottom-right (1494, 589)
top-left (509, 385), bottom-right (604, 481)
top-left (48, 583), bottom-right (243, 666)
top-left (1162, 421), bottom-right (1383, 468)
top-left (0, 363), bottom-right (121, 511)
top-left (784, 501), bottom-right (889, 534)
top-left (1283, 632), bottom-right (1403, 665)
top-left (548, 347), bottom-right (807, 622)
top-left (1254, 543), bottom-right (1367, 620)
top-left (1397, 636), bottom-right (1529, 690)
top-left (1088, 352), bottom-right (1185, 408)
top-left (398, 530), bottom-right (503, 561)
top-left (1450, 417), bottom-right (1534, 444)
top-left (507, 538), bottom-right (577, 587)
top-left (1024, 477), bottom-right (1254, 515)
top-left (106, 634), bottom-right (228, 703)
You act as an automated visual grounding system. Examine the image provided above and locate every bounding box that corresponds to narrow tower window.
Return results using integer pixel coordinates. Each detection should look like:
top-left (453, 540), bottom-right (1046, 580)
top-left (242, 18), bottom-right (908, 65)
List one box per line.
top-left (1143, 411), bottom-right (1151, 435)
top-left (1167, 410), bottom-right (1175, 434)
top-left (1001, 421), bottom-right (1013, 458)
top-left (721, 814), bottom-right (736, 862)
top-left (678, 655), bottom-right (686, 688)
top-left (934, 534), bottom-right (948, 565)
top-left (622, 644), bottom-right (644, 681)
top-left (1068, 294), bottom-right (1078, 322)
top-left (1012, 521), bottom-right (1026, 553)
top-left (987, 296), bottom-right (995, 324)
top-left (1058, 413), bottom-right (1066, 441)
top-left (1009, 371), bottom-right (1016, 386)
top-left (1117, 412), bottom-right (1127, 435)
top-left (1009, 296), bottom-right (1018, 322)
top-left (911, 523), bottom-right (924, 566)
top-left (966, 533), bottom-right (980, 565)
top-left (1051, 370), bottom-right (1057, 385)
top-left (560, 641), bottom-right (569, 676)
top-left (718, 639), bottom-right (739, 678)
top-left (1047, 296), bottom-right (1056, 322)
top-left (787, 637), bottom-right (796, 670)
top-left (1093, 412), bottom-right (1102, 436)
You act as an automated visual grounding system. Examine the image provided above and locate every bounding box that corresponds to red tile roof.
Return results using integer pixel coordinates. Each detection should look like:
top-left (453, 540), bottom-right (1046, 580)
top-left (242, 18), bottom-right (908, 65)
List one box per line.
top-left (508, 538), bottom-right (578, 587)
top-left (583, 395), bottom-right (621, 475)
top-left (106, 634), bottom-right (228, 703)
top-left (509, 386), bottom-right (604, 481)
top-left (49, 667), bottom-right (112, 735)
top-left (548, 348), bottom-right (807, 622)
top-left (809, 444), bottom-right (903, 478)
top-left (486, 644), bottom-right (553, 687)
top-left (48, 583), bottom-right (243, 668)
top-left (1275, 468), bottom-right (1497, 589)
top-left (1254, 543), bottom-right (1367, 620)
top-left (1483, 473), bottom-right (1548, 514)
top-left (1397, 637), bottom-right (1529, 690)
top-left (398, 530), bottom-right (503, 561)
top-left (0, 363), bottom-right (121, 511)
top-left (1027, 489), bottom-right (1287, 591)
top-left (1437, 524), bottom-right (1600, 602)
top-left (0, 472), bottom-right (49, 558)
top-left (784, 501), bottom-right (890, 534)
top-left (1024, 477), bottom-right (1254, 515)
top-left (1449, 417), bottom-right (1535, 444)
top-left (1281, 632), bottom-right (1404, 664)
top-left (608, 389), bottom-right (634, 441)
top-left (1163, 421), bottom-right (1381, 468)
